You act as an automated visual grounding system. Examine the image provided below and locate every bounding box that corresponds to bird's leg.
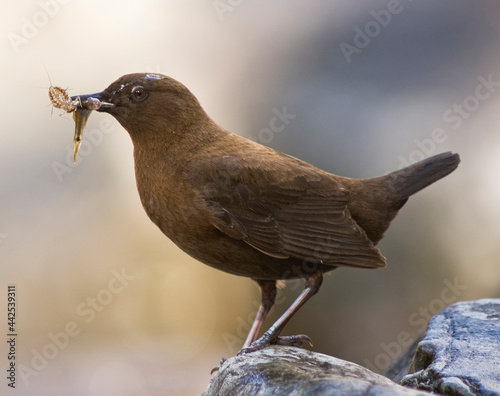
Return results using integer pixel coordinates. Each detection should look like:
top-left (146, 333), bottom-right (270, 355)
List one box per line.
top-left (239, 269), bottom-right (323, 355)
top-left (212, 280), bottom-right (276, 374)
top-left (242, 280), bottom-right (277, 349)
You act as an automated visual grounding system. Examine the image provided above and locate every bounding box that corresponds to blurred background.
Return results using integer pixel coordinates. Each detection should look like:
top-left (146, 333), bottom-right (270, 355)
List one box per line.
top-left (1, 1), bottom-right (500, 395)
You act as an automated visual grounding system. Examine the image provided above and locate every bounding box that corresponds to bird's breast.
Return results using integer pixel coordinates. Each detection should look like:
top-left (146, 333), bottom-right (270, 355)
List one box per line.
top-left (133, 153), bottom-right (212, 244)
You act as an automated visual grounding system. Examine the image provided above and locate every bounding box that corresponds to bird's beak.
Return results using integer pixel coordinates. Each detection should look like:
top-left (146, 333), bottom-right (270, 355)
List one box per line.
top-left (69, 93), bottom-right (115, 162)
top-left (70, 92), bottom-right (115, 112)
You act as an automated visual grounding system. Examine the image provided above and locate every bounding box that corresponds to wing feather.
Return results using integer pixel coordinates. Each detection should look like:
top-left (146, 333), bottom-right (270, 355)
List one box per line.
top-left (193, 153), bottom-right (386, 269)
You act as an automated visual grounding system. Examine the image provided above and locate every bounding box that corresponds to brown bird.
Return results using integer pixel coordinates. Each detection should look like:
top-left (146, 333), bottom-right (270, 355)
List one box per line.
top-left (69, 73), bottom-right (460, 354)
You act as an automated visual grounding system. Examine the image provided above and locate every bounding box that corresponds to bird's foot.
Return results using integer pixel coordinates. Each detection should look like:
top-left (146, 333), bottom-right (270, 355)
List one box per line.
top-left (238, 332), bottom-right (312, 355)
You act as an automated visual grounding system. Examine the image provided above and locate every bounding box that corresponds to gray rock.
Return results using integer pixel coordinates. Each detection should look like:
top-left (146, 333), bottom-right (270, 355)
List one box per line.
top-left (204, 346), bottom-right (429, 396)
top-left (386, 336), bottom-right (424, 384)
top-left (401, 299), bottom-right (500, 395)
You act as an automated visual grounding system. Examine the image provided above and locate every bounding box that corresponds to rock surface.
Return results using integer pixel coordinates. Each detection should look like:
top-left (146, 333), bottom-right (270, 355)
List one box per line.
top-left (204, 346), bottom-right (428, 396)
top-left (204, 299), bottom-right (500, 395)
top-left (400, 299), bottom-right (500, 395)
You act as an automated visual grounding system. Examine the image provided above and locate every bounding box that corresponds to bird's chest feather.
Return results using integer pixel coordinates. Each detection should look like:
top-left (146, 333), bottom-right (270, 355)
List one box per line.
top-left (133, 155), bottom-right (213, 246)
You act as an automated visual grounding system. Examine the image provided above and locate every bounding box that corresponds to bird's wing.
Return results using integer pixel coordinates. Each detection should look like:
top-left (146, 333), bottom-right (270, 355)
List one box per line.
top-left (191, 152), bottom-right (386, 269)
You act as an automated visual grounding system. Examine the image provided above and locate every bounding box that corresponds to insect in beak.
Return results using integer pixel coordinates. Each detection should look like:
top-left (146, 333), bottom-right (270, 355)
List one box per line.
top-left (46, 69), bottom-right (115, 162)
top-left (69, 93), bottom-right (114, 162)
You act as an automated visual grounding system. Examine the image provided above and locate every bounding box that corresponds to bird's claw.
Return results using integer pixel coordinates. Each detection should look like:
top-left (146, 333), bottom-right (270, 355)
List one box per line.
top-left (238, 333), bottom-right (313, 355)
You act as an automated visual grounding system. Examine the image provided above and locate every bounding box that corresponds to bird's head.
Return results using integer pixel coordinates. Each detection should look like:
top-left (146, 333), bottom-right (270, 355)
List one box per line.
top-left (71, 73), bottom-right (208, 149)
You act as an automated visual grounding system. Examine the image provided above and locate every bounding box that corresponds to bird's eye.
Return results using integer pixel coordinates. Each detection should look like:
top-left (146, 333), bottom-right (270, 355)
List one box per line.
top-left (131, 86), bottom-right (148, 102)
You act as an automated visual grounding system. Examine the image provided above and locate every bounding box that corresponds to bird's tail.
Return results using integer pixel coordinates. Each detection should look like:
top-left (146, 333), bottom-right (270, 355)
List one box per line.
top-left (388, 152), bottom-right (460, 204)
